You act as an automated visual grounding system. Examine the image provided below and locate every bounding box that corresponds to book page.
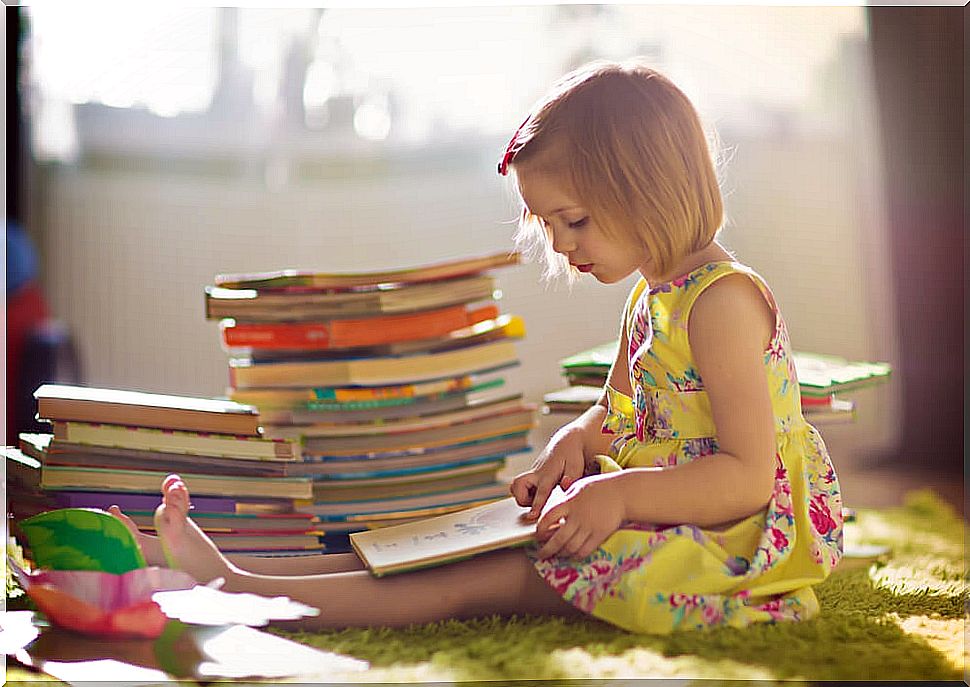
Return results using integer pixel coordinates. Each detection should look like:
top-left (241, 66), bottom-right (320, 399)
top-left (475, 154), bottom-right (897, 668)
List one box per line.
top-left (350, 487), bottom-right (566, 574)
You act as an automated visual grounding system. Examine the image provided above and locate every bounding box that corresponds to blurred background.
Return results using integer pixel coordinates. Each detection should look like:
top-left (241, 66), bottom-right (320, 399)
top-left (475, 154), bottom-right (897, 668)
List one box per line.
top-left (5, 6), bottom-right (963, 504)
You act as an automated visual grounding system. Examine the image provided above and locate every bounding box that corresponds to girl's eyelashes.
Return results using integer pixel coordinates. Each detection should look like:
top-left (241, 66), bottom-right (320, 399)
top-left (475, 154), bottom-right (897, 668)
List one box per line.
top-left (568, 217), bottom-right (589, 229)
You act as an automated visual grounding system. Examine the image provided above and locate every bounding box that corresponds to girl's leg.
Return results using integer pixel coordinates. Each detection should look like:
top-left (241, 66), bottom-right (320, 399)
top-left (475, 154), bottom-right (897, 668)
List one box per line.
top-left (108, 505), bottom-right (364, 575)
top-left (155, 476), bottom-right (583, 629)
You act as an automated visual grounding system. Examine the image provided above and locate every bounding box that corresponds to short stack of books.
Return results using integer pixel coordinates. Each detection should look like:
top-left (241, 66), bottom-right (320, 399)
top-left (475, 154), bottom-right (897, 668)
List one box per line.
top-left (16, 384), bottom-right (322, 555)
top-left (545, 341), bottom-right (892, 425)
top-left (205, 253), bottom-right (536, 548)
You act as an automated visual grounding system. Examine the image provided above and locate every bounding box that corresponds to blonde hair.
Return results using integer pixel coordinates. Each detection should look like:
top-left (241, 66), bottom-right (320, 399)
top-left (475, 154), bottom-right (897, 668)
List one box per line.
top-left (505, 59), bottom-right (724, 280)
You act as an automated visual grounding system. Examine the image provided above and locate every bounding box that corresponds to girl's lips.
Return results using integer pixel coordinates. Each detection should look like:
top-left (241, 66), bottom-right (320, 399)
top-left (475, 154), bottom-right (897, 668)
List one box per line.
top-left (575, 263), bottom-right (594, 273)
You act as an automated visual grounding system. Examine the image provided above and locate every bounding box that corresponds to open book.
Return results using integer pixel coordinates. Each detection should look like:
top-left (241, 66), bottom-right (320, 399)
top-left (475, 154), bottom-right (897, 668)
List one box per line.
top-left (349, 487), bottom-right (566, 576)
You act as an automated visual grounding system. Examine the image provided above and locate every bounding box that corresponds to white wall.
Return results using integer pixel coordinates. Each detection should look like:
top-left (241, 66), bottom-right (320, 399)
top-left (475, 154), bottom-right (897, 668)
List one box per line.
top-left (35, 126), bottom-right (898, 475)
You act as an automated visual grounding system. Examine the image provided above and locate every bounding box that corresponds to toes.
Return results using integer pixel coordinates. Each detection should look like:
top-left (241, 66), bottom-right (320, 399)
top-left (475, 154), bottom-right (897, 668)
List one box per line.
top-left (162, 476), bottom-right (191, 516)
top-left (108, 504), bottom-right (138, 530)
top-left (108, 505), bottom-right (145, 541)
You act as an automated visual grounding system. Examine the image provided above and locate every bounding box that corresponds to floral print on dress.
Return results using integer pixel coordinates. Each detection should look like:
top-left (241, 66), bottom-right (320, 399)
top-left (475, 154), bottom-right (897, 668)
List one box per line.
top-left (530, 261), bottom-right (844, 635)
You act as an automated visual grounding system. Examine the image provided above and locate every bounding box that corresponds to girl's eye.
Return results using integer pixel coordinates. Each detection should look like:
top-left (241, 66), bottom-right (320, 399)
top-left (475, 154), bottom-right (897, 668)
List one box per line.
top-left (568, 217), bottom-right (589, 229)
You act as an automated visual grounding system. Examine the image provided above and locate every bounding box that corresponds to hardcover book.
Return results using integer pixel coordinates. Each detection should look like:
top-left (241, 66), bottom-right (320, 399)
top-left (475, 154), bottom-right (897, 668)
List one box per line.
top-left (48, 490), bottom-right (291, 514)
top-left (296, 481), bottom-right (514, 521)
top-left (262, 395), bottom-right (526, 439)
top-left (205, 274), bottom-right (498, 321)
top-left (214, 251), bottom-right (519, 290)
top-left (285, 435), bottom-right (529, 477)
top-left (229, 339), bottom-right (521, 389)
top-left (40, 465), bottom-right (313, 500)
top-left (301, 406), bottom-right (536, 456)
top-left (20, 433), bottom-right (288, 478)
top-left (50, 421), bottom-right (301, 461)
top-left (791, 352), bottom-right (892, 397)
top-left (558, 342), bottom-right (892, 398)
top-left (228, 375), bottom-right (475, 408)
top-left (238, 314), bottom-right (524, 363)
top-left (122, 510), bottom-right (319, 534)
top-left (34, 384), bottom-right (260, 436)
top-left (220, 304), bottom-right (498, 351)
top-left (258, 380), bottom-right (505, 424)
top-left (309, 459), bottom-right (506, 503)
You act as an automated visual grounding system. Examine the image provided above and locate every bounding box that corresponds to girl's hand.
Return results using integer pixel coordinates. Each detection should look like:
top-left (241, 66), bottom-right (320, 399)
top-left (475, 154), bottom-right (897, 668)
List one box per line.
top-left (535, 472), bottom-right (625, 560)
top-left (510, 427), bottom-right (586, 520)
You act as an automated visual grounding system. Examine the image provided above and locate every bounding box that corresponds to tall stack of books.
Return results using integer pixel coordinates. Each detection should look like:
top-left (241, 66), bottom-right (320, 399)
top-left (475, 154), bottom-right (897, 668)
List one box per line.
top-left (544, 341), bottom-right (891, 425)
top-left (205, 253), bottom-right (536, 547)
top-left (16, 384), bottom-right (322, 555)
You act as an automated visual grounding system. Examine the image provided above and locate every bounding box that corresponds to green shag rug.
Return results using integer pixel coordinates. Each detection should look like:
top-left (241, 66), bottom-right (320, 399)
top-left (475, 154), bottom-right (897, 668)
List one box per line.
top-left (275, 490), bottom-right (967, 683)
top-left (6, 490), bottom-right (965, 684)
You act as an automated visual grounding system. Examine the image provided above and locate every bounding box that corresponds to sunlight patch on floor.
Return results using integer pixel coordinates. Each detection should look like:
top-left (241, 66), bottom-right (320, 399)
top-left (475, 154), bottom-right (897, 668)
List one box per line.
top-left (893, 614), bottom-right (967, 672)
top-left (549, 646), bottom-right (777, 680)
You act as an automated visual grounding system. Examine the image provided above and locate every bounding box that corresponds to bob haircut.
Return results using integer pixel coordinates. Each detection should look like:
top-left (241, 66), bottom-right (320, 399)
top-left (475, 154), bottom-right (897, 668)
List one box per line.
top-left (505, 59), bottom-right (724, 281)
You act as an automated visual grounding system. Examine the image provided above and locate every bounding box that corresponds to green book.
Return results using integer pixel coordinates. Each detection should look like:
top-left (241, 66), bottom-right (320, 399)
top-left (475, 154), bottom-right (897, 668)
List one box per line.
top-left (791, 352), bottom-right (892, 397)
top-left (558, 341), bottom-right (891, 398)
top-left (559, 341), bottom-right (618, 372)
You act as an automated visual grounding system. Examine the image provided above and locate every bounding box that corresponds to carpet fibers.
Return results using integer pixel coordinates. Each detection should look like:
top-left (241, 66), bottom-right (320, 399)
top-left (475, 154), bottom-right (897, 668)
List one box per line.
top-left (278, 490), bottom-right (967, 683)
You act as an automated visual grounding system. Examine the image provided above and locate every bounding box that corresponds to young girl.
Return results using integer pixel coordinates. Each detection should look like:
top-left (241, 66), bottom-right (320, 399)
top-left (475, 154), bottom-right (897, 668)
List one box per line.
top-left (114, 59), bottom-right (843, 634)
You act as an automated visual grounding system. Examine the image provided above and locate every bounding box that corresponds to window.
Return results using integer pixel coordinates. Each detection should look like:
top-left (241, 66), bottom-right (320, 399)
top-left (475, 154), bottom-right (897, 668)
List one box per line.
top-left (26, 6), bottom-right (866, 165)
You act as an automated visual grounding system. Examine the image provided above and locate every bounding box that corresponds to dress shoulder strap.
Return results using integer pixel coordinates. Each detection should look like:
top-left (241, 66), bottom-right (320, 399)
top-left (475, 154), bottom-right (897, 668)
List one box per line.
top-left (679, 261), bottom-right (779, 320)
top-left (623, 276), bottom-right (649, 335)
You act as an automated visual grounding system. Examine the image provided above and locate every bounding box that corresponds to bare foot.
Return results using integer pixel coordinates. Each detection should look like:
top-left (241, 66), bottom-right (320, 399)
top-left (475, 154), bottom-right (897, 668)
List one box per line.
top-left (107, 505), bottom-right (168, 567)
top-left (154, 474), bottom-right (236, 585)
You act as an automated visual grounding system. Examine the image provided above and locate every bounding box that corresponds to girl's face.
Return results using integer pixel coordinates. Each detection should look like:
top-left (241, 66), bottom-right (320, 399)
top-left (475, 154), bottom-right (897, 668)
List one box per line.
top-left (515, 166), bottom-right (649, 284)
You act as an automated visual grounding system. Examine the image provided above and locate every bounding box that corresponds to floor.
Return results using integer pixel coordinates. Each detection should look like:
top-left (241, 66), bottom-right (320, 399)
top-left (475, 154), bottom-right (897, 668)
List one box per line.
top-left (836, 461), bottom-right (964, 517)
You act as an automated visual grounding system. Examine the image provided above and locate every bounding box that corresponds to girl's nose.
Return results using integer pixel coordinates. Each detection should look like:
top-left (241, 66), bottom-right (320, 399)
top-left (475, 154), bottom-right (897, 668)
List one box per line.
top-left (550, 227), bottom-right (576, 254)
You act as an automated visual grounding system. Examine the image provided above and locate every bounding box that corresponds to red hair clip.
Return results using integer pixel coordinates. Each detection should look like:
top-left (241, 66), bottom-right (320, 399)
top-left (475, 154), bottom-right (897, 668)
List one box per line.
top-left (497, 115), bottom-right (531, 176)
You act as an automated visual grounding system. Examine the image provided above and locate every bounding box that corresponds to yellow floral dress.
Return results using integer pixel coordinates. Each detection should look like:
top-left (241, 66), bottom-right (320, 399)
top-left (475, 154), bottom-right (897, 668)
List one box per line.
top-left (529, 261), bottom-right (843, 634)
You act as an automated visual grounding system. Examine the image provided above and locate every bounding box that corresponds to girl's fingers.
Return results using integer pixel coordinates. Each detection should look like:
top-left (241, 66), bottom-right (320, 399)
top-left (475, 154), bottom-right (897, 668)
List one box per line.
top-left (536, 503), bottom-right (567, 537)
top-left (575, 531), bottom-right (603, 560)
top-left (510, 473), bottom-right (537, 507)
top-left (528, 476), bottom-right (560, 520)
top-left (539, 522), bottom-right (588, 559)
top-left (560, 458), bottom-right (584, 491)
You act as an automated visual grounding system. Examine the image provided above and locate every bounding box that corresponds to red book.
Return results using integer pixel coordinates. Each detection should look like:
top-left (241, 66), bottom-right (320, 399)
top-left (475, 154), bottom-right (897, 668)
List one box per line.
top-left (800, 393), bottom-right (835, 407)
top-left (221, 304), bottom-right (499, 351)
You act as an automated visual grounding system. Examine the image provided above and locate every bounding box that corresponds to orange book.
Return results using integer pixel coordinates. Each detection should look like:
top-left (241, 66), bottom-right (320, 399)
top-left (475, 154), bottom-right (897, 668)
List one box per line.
top-left (221, 304), bottom-right (499, 351)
